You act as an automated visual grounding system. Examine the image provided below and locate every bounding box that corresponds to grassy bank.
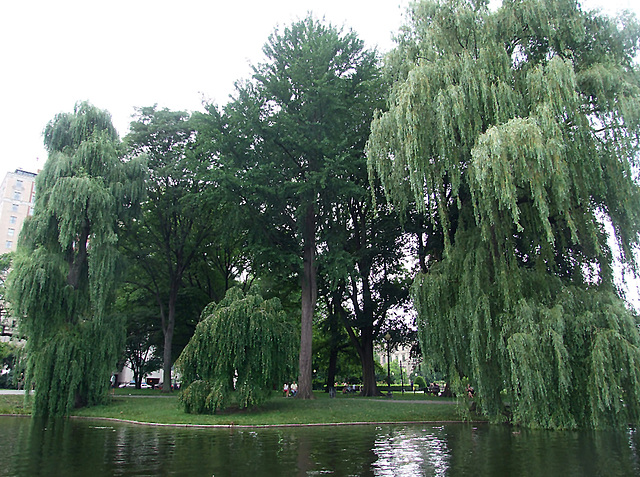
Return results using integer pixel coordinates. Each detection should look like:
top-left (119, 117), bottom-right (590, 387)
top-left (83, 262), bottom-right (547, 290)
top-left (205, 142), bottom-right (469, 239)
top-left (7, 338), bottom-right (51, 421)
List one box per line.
top-left (2, 390), bottom-right (472, 426)
top-left (0, 395), bottom-right (31, 415)
top-left (75, 391), bottom-right (466, 426)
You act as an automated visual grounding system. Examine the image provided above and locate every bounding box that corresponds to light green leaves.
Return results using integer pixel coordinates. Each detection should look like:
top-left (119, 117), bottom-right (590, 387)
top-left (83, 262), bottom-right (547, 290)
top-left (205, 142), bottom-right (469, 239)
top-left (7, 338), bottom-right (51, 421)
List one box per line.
top-left (8, 102), bottom-right (144, 417)
top-left (177, 287), bottom-right (297, 413)
top-left (368, 0), bottom-right (640, 428)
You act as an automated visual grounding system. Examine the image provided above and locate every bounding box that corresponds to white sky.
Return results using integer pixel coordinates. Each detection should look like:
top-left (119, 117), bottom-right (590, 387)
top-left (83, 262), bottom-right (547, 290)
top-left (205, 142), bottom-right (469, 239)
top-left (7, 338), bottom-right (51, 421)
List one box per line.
top-left (0, 0), bottom-right (638, 306)
top-left (0, 0), bottom-right (636, 178)
top-left (0, 0), bottom-right (410, 178)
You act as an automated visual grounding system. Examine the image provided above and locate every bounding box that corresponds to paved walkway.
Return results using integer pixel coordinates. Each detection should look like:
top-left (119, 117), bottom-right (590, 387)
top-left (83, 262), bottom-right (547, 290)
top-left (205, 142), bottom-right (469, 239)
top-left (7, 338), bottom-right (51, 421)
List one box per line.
top-left (0, 389), bottom-right (32, 395)
top-left (365, 398), bottom-right (456, 405)
top-left (1, 389), bottom-right (457, 405)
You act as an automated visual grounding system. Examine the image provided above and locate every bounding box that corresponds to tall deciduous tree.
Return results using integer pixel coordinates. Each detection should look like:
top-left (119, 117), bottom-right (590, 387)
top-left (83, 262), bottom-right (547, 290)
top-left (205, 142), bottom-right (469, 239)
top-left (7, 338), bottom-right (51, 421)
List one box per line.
top-left (321, 188), bottom-right (410, 396)
top-left (123, 106), bottom-right (221, 392)
top-left (8, 102), bottom-right (145, 416)
top-left (208, 17), bottom-right (382, 399)
top-left (367, 0), bottom-right (640, 428)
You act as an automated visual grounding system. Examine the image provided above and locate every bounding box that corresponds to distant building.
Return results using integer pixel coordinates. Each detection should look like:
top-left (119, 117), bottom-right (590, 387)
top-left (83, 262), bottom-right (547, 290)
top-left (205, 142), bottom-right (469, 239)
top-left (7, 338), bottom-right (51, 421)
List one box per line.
top-left (378, 344), bottom-right (413, 367)
top-left (0, 169), bottom-right (37, 341)
top-left (0, 169), bottom-right (37, 253)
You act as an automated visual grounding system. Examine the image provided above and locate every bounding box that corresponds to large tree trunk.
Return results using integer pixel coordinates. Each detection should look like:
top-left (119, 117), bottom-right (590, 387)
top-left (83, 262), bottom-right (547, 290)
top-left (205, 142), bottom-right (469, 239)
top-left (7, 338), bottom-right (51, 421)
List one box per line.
top-left (297, 204), bottom-right (317, 399)
top-left (338, 279), bottom-right (381, 397)
top-left (341, 320), bottom-right (380, 397)
top-left (161, 283), bottom-right (178, 392)
top-left (359, 328), bottom-right (380, 397)
top-left (326, 342), bottom-right (338, 392)
top-left (162, 327), bottom-right (173, 392)
top-left (325, 292), bottom-right (342, 392)
top-left (358, 271), bottom-right (379, 397)
top-left (67, 222), bottom-right (90, 289)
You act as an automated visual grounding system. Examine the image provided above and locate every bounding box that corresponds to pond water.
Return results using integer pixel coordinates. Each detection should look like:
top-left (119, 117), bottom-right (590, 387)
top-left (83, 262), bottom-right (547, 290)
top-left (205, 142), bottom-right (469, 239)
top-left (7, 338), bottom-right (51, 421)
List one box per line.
top-left (0, 416), bottom-right (638, 476)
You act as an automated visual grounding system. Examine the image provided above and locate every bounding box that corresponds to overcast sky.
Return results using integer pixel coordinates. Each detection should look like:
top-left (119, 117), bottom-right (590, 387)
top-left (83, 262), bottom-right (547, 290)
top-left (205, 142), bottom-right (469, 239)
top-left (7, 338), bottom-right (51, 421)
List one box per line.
top-left (0, 0), bottom-right (636, 179)
top-left (0, 0), bottom-right (638, 305)
top-left (0, 0), bottom-right (411, 178)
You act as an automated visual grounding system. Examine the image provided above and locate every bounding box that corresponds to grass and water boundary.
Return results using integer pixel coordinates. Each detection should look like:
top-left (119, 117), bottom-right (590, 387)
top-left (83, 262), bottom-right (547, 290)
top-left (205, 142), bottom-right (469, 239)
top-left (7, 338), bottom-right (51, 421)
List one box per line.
top-left (1, 389), bottom-right (472, 427)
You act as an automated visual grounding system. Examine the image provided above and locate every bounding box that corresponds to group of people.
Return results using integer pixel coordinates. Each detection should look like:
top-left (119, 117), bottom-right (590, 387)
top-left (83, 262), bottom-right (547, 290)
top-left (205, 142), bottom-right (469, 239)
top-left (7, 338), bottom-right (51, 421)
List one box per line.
top-left (342, 384), bottom-right (358, 394)
top-left (427, 382), bottom-right (441, 395)
top-left (283, 382), bottom-right (298, 397)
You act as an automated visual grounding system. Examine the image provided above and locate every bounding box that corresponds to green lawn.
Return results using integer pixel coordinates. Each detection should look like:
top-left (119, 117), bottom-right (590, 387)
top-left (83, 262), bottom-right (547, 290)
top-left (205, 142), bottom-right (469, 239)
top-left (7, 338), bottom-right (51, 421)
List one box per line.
top-left (1, 390), bottom-right (474, 426)
top-left (73, 390), bottom-right (468, 426)
top-left (0, 395), bottom-right (32, 415)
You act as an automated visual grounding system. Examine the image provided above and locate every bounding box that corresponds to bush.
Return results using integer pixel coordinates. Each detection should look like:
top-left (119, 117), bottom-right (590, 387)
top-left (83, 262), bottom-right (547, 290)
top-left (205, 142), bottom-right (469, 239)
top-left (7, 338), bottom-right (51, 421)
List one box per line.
top-left (0, 370), bottom-right (14, 389)
top-left (180, 380), bottom-right (220, 414)
top-left (176, 287), bottom-right (297, 414)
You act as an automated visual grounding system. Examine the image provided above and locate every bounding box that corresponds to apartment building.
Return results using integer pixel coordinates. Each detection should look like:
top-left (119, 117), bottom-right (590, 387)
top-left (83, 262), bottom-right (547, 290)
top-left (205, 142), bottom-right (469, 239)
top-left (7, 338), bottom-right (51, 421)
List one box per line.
top-left (0, 169), bottom-right (37, 341)
top-left (0, 169), bottom-right (37, 253)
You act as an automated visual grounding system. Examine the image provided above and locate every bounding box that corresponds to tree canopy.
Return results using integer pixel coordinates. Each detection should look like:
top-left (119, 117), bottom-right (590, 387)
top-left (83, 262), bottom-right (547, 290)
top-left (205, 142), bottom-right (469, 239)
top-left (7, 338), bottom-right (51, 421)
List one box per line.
top-left (205, 16), bottom-right (382, 399)
top-left (176, 287), bottom-right (297, 413)
top-left (123, 106), bottom-right (226, 392)
top-left (367, 0), bottom-right (640, 428)
top-left (8, 102), bottom-right (145, 416)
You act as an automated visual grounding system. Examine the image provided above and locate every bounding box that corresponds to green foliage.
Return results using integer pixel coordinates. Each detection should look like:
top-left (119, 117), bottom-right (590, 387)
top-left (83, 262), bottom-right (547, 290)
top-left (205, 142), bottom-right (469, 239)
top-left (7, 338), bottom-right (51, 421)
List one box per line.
top-left (180, 380), bottom-right (216, 414)
top-left (115, 284), bottom-right (163, 388)
top-left (176, 287), bottom-right (297, 413)
top-left (122, 105), bottom-right (231, 391)
top-left (0, 253), bottom-right (13, 334)
top-left (367, 0), bottom-right (640, 428)
top-left (0, 341), bottom-right (17, 366)
top-left (414, 375), bottom-right (427, 389)
top-left (204, 16), bottom-right (384, 398)
top-left (414, 228), bottom-right (640, 428)
top-left (7, 102), bottom-right (145, 417)
top-left (0, 341), bottom-right (22, 389)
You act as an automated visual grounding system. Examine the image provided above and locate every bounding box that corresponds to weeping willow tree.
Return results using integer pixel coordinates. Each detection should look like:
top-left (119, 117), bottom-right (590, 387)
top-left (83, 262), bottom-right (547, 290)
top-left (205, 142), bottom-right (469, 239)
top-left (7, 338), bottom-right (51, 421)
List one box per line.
top-left (176, 287), bottom-right (297, 413)
top-left (7, 102), bottom-right (145, 417)
top-left (367, 0), bottom-right (640, 429)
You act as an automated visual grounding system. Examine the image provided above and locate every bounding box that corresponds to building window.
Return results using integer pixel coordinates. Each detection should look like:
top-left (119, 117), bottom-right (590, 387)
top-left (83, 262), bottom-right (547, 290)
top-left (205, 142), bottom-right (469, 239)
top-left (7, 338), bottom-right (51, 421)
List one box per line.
top-left (11, 204), bottom-right (18, 212)
top-left (13, 191), bottom-right (21, 200)
top-left (9, 216), bottom-right (17, 224)
top-left (5, 241), bottom-right (12, 249)
top-left (28, 207), bottom-right (34, 216)
top-left (7, 228), bottom-right (14, 236)
top-left (16, 179), bottom-right (23, 189)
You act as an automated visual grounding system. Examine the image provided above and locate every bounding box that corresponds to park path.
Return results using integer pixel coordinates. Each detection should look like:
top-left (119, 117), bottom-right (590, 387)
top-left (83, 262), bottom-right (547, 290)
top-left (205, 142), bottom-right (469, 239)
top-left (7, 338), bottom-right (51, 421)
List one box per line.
top-left (361, 397), bottom-right (457, 405)
top-left (0, 390), bottom-right (31, 395)
top-left (0, 389), bottom-right (457, 405)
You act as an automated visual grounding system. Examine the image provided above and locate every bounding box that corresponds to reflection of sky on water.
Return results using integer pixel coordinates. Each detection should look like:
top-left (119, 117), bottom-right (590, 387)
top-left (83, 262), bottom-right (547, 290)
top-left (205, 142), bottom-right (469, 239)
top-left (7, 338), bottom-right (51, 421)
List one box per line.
top-left (630, 428), bottom-right (638, 463)
top-left (3, 418), bottom-right (638, 476)
top-left (372, 425), bottom-right (451, 476)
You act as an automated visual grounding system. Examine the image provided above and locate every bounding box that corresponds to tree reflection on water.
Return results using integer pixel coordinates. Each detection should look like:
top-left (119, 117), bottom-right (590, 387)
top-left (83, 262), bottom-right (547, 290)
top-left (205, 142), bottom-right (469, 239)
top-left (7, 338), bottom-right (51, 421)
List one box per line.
top-left (0, 417), bottom-right (638, 476)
